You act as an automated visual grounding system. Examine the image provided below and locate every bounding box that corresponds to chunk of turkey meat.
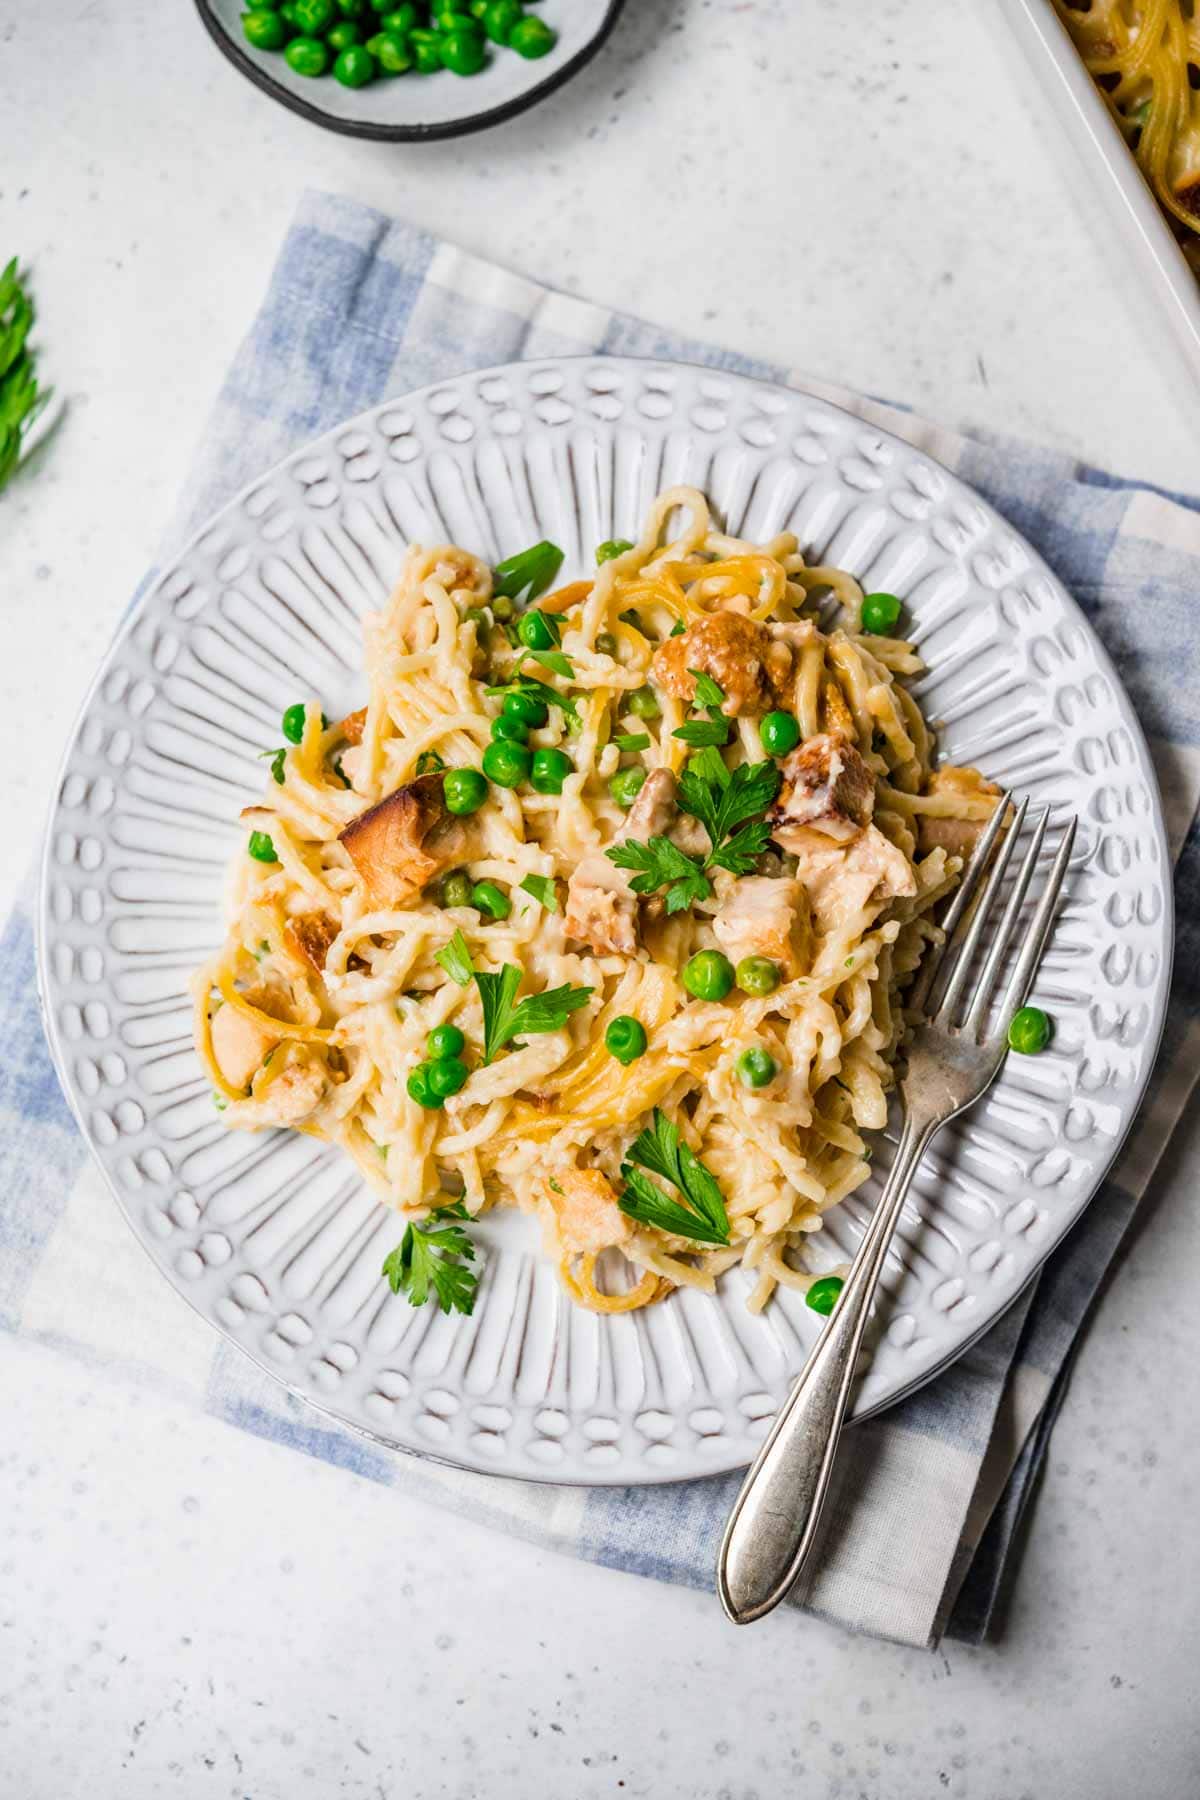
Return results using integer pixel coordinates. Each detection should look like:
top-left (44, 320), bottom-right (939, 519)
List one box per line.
top-left (211, 988), bottom-right (279, 1091)
top-left (916, 766), bottom-right (1002, 861)
top-left (564, 769), bottom-right (677, 957)
top-left (769, 733), bottom-right (875, 846)
top-left (712, 876), bottom-right (814, 979)
top-left (651, 613), bottom-right (791, 717)
top-left (338, 772), bottom-right (467, 907)
top-left (787, 824), bottom-right (917, 932)
top-left (546, 1168), bottom-right (632, 1256)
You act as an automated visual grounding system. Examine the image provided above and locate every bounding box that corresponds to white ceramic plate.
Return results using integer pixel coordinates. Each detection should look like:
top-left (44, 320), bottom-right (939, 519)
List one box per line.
top-left (195, 0), bottom-right (624, 141)
top-left (38, 357), bottom-right (1171, 1485)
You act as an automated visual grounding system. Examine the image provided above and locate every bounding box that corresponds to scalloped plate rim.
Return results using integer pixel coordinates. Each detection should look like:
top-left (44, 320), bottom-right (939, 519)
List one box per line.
top-left (36, 352), bottom-right (1174, 1485)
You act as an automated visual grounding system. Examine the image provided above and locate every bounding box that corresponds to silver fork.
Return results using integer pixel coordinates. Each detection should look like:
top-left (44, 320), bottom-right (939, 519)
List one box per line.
top-left (717, 794), bottom-right (1077, 1626)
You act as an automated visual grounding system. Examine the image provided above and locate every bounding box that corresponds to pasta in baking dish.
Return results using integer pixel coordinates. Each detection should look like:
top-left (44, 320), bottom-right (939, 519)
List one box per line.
top-left (192, 486), bottom-right (999, 1316)
top-left (1053, 0), bottom-right (1200, 274)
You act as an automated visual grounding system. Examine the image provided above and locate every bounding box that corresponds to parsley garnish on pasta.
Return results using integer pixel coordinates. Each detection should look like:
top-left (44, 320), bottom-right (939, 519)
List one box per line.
top-left (618, 1111), bottom-right (730, 1246)
top-left (382, 1201), bottom-right (479, 1315)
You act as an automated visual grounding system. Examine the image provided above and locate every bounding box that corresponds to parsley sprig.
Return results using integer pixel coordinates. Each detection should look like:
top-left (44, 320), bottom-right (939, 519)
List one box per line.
top-left (618, 1110), bottom-right (730, 1245)
top-left (484, 674), bottom-right (579, 723)
top-left (0, 259), bottom-right (52, 493)
top-left (382, 1200), bottom-right (479, 1315)
top-left (493, 539), bottom-right (564, 604)
top-left (672, 669), bottom-right (731, 748)
top-left (475, 963), bottom-right (593, 1063)
top-left (605, 758), bottom-right (781, 911)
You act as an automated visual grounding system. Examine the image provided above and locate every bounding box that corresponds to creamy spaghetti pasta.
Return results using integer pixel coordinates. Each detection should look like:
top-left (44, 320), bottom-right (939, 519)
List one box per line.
top-left (192, 487), bottom-right (998, 1315)
top-left (1054, 0), bottom-right (1200, 272)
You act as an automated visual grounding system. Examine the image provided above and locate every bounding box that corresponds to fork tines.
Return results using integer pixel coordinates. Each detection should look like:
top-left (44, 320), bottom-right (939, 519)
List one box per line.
top-left (915, 791), bottom-right (1077, 1043)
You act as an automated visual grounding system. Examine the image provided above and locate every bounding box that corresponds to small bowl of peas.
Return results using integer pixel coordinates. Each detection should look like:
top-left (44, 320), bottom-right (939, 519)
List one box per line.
top-left (195, 0), bottom-right (625, 140)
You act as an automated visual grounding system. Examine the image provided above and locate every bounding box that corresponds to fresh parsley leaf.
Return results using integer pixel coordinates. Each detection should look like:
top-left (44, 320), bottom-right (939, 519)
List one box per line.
top-left (689, 669), bottom-right (726, 710)
top-left (331, 753), bottom-right (351, 789)
top-left (607, 758), bottom-right (781, 915)
top-left (672, 717), bottom-right (731, 748)
top-left (484, 675), bottom-right (580, 723)
top-left (706, 817), bottom-right (775, 877)
top-left (679, 758), bottom-right (780, 850)
top-left (605, 836), bottom-right (711, 912)
top-left (435, 928), bottom-right (474, 988)
top-left (520, 874), bottom-right (559, 912)
top-left (259, 747), bottom-right (287, 785)
top-left (612, 733), bottom-right (651, 752)
top-left (382, 1199), bottom-right (479, 1315)
top-left (687, 745), bottom-right (731, 791)
top-left (596, 538), bottom-right (634, 565)
top-left (474, 964), bottom-right (593, 1063)
top-left (416, 749), bottom-right (445, 775)
top-left (525, 648), bottom-right (574, 678)
top-left (618, 1110), bottom-right (730, 1245)
top-left (492, 540), bottom-right (564, 604)
top-left (0, 259), bottom-right (52, 494)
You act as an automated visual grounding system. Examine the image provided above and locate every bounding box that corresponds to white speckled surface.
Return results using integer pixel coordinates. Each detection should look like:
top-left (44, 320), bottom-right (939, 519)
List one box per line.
top-left (3, 0), bottom-right (1199, 1792)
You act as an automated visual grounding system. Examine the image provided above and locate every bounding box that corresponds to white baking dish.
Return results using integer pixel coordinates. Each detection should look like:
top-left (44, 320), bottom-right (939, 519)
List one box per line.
top-left (999, 0), bottom-right (1200, 391)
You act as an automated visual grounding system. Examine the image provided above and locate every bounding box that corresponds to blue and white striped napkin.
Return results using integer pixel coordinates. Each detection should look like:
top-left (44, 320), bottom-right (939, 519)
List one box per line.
top-left (7, 190), bottom-right (1198, 1647)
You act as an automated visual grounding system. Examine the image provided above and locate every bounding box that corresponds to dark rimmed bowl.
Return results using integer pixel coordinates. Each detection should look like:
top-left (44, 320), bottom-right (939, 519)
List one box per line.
top-left (194, 0), bottom-right (626, 141)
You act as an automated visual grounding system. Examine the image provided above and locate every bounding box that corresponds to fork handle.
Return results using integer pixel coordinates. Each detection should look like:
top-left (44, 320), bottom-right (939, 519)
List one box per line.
top-left (717, 1109), bottom-right (939, 1625)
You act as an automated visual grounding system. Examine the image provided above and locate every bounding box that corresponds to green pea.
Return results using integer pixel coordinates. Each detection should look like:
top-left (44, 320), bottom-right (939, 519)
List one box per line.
top-left (1008, 1005), bottom-right (1052, 1055)
top-left (596, 538), bottom-right (634, 565)
top-left (509, 13), bottom-right (554, 54)
top-left (373, 30), bottom-right (411, 71)
top-left (439, 25), bottom-right (487, 71)
top-left (736, 956), bottom-right (780, 997)
top-left (517, 609), bottom-right (558, 652)
top-left (491, 714), bottom-right (529, 746)
top-left (530, 747), bottom-right (572, 795)
top-left (595, 632), bottom-right (618, 656)
top-left (410, 33), bottom-right (442, 70)
top-left (380, 1), bottom-right (417, 24)
top-left (440, 871), bottom-right (473, 909)
top-left (759, 710), bottom-right (800, 757)
top-left (442, 767), bottom-right (489, 815)
top-left (482, 0), bottom-right (523, 43)
top-left (428, 1056), bottom-right (469, 1099)
top-left (334, 0), bottom-right (368, 15)
top-left (334, 42), bottom-right (376, 82)
top-left (604, 1015), bottom-right (647, 1066)
top-left (247, 830), bottom-right (278, 864)
top-left (463, 605), bottom-right (490, 637)
top-left (490, 595), bottom-right (515, 623)
top-left (682, 950), bottom-right (734, 1002)
top-left (329, 18), bottom-right (364, 47)
top-left (292, 0), bottom-right (335, 31)
top-left (482, 740), bottom-right (531, 788)
top-left (406, 1063), bottom-right (443, 1110)
top-left (470, 880), bottom-right (511, 921)
top-left (427, 1022), bottom-right (466, 1060)
top-left (280, 702), bottom-right (328, 743)
top-left (860, 592), bottom-right (903, 635)
top-left (503, 689), bottom-right (548, 728)
top-left (805, 1275), bottom-right (844, 1316)
top-left (284, 35), bottom-right (330, 74)
top-left (280, 0), bottom-right (302, 20)
top-left (736, 1045), bottom-right (777, 1089)
top-left (609, 766), bottom-right (647, 809)
top-left (243, 9), bottom-right (290, 50)
top-left (367, 0), bottom-right (393, 10)
top-left (626, 685), bottom-right (660, 720)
